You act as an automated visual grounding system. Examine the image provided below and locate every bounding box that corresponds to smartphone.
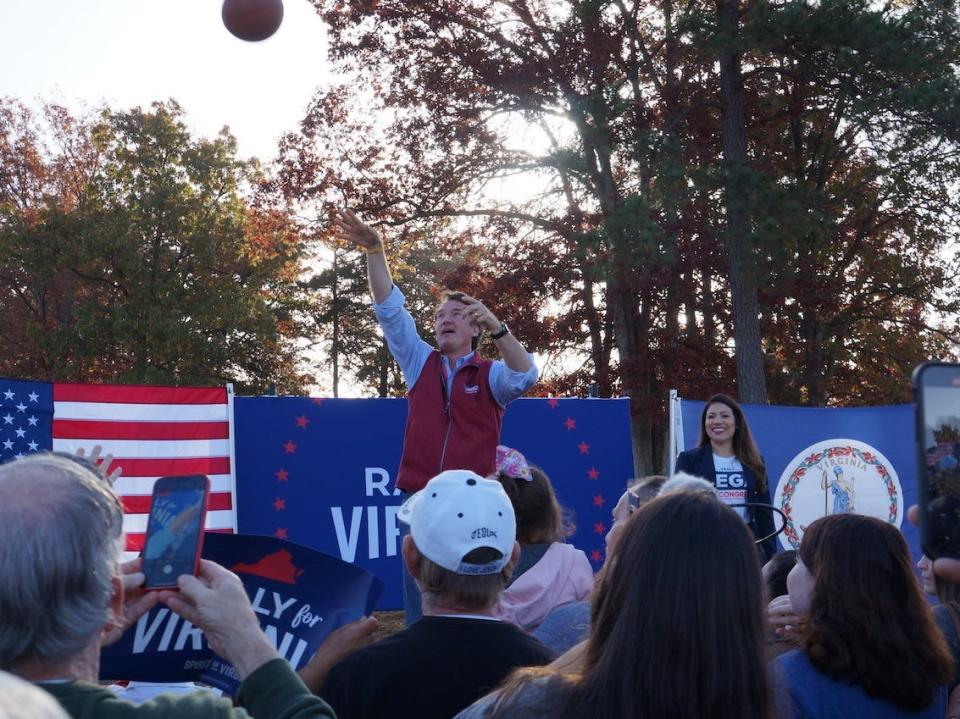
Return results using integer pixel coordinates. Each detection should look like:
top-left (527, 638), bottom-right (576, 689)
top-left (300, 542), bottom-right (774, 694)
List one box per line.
top-left (914, 363), bottom-right (960, 559)
top-left (141, 475), bottom-right (210, 589)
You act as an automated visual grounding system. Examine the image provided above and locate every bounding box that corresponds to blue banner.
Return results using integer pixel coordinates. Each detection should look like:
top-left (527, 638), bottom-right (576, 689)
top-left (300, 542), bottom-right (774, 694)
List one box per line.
top-left (234, 397), bottom-right (635, 609)
top-left (100, 532), bottom-right (383, 692)
top-left (678, 400), bottom-right (919, 560)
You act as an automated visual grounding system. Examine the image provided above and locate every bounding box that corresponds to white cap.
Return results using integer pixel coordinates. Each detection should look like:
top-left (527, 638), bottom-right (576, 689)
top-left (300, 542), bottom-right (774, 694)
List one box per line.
top-left (398, 469), bottom-right (516, 575)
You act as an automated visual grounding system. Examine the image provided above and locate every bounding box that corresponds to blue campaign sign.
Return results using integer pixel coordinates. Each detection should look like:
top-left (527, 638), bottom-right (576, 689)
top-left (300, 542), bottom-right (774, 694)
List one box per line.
top-left (234, 396), bottom-right (635, 610)
top-left (678, 399), bottom-right (919, 559)
top-left (100, 533), bottom-right (383, 692)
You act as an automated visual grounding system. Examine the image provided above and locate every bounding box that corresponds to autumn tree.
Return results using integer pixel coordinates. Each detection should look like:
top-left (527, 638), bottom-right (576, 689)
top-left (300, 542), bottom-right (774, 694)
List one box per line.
top-left (279, 0), bottom-right (960, 472)
top-left (0, 99), bottom-right (314, 392)
top-left (736, 0), bottom-right (960, 404)
top-left (282, 1), bottom-right (720, 473)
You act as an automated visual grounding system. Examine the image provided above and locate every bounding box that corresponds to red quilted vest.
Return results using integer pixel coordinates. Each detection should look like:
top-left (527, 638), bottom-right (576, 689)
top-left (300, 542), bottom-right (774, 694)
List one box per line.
top-left (395, 351), bottom-right (504, 492)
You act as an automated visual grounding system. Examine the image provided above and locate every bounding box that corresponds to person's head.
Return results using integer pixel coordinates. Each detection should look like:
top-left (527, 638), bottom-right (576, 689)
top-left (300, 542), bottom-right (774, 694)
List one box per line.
top-left (604, 475), bottom-right (667, 557)
top-left (435, 291), bottom-right (480, 356)
top-left (493, 446), bottom-right (570, 546)
top-left (791, 514), bottom-right (952, 711)
top-left (0, 453), bottom-right (124, 673)
top-left (761, 550), bottom-right (796, 601)
top-left (659, 471), bottom-right (716, 497)
top-left (698, 394), bottom-right (766, 490)
top-left (399, 469), bottom-right (519, 612)
top-left (580, 491), bottom-right (771, 718)
top-left (0, 670), bottom-right (70, 719)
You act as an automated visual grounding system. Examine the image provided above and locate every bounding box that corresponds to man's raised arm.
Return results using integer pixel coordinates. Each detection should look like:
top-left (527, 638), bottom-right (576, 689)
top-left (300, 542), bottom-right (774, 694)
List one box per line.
top-left (332, 209), bottom-right (393, 303)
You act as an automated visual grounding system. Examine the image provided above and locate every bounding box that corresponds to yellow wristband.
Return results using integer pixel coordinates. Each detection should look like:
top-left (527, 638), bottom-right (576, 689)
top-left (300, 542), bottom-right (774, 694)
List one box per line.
top-left (363, 245), bottom-right (384, 256)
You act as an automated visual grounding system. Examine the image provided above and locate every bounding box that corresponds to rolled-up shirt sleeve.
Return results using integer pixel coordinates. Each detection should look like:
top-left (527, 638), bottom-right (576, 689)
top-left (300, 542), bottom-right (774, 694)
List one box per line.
top-left (373, 285), bottom-right (433, 391)
top-left (490, 355), bottom-right (538, 407)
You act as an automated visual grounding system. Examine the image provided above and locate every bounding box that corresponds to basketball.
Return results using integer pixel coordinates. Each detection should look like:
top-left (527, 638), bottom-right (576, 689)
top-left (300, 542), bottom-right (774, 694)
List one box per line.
top-left (221, 0), bottom-right (284, 42)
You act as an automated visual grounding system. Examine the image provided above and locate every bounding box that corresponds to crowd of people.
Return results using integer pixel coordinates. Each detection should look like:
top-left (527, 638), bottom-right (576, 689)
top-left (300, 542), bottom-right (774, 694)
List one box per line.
top-left (2, 210), bottom-right (959, 719)
top-left (3, 443), bottom-right (958, 719)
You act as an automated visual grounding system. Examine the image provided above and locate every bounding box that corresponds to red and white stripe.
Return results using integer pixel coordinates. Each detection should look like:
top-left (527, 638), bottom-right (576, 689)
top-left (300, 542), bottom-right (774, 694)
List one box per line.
top-left (51, 383), bottom-right (236, 557)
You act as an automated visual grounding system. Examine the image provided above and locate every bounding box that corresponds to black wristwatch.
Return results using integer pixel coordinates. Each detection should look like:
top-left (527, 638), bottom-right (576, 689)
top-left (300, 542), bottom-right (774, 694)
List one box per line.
top-left (490, 322), bottom-right (510, 340)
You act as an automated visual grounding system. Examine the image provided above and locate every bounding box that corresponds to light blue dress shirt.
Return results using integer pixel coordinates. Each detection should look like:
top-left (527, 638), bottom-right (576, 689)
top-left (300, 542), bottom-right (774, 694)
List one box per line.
top-left (373, 285), bottom-right (538, 406)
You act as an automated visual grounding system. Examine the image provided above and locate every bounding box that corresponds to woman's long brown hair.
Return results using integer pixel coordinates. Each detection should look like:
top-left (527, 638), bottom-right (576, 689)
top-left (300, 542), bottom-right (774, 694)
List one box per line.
top-left (491, 491), bottom-right (774, 719)
top-left (800, 514), bottom-right (953, 711)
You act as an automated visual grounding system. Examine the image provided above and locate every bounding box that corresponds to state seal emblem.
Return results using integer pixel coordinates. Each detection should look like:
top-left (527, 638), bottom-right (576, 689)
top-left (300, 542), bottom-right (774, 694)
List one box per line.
top-left (774, 439), bottom-right (902, 549)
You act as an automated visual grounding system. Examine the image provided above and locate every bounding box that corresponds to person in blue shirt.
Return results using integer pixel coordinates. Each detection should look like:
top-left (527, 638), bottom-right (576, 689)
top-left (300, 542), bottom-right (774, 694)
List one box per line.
top-left (777, 513), bottom-right (953, 719)
top-left (332, 208), bottom-right (537, 408)
top-left (332, 208), bottom-right (539, 624)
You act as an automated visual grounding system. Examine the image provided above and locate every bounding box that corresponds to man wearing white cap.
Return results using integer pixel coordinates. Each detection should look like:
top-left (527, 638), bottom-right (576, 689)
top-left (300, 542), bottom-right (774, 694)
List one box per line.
top-left (318, 470), bottom-right (555, 719)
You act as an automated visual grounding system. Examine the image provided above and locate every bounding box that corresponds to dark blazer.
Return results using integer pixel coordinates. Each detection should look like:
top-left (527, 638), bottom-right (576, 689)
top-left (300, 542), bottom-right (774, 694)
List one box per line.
top-left (674, 444), bottom-right (777, 561)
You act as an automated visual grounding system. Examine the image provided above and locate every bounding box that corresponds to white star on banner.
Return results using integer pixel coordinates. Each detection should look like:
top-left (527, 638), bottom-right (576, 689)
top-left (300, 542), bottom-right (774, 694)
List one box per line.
top-left (27, 441), bottom-right (38, 451)
top-left (2, 390), bottom-right (13, 401)
top-left (27, 416), bottom-right (38, 426)
top-left (1, 439), bottom-right (12, 450)
top-left (2, 415), bottom-right (11, 425)
top-left (15, 403), bottom-right (26, 413)
top-left (14, 428), bottom-right (26, 438)
top-left (27, 392), bottom-right (38, 403)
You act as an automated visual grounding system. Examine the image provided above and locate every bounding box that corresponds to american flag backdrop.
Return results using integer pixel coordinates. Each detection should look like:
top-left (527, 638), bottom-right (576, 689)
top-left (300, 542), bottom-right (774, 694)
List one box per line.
top-left (0, 378), bottom-right (237, 556)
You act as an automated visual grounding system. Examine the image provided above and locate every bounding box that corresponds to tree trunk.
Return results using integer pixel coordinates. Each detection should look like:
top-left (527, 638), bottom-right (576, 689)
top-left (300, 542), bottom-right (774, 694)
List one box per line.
top-left (716, 0), bottom-right (768, 404)
top-left (331, 250), bottom-right (340, 398)
top-left (701, 263), bottom-right (717, 349)
top-left (612, 277), bottom-right (655, 476)
top-left (580, 257), bottom-right (614, 396)
top-left (802, 309), bottom-right (826, 406)
top-left (631, 408), bottom-right (655, 477)
top-left (378, 337), bottom-right (390, 398)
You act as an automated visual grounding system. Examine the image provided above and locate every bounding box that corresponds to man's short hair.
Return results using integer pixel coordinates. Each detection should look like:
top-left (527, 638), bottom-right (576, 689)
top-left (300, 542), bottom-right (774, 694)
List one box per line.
top-left (439, 290), bottom-right (468, 305)
top-left (627, 475), bottom-right (668, 508)
top-left (660, 471), bottom-right (716, 497)
top-left (413, 547), bottom-right (513, 611)
top-left (0, 454), bottom-right (124, 669)
top-left (438, 290), bottom-right (481, 351)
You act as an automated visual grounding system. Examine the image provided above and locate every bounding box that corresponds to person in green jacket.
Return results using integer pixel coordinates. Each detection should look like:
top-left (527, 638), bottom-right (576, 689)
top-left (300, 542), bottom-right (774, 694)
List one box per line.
top-left (0, 452), bottom-right (336, 719)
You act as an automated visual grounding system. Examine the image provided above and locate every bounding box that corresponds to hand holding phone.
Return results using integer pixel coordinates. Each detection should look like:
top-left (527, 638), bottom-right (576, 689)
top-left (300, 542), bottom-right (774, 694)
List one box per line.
top-left (102, 558), bottom-right (160, 646)
top-left (141, 475), bottom-right (210, 589)
top-left (913, 363), bottom-right (960, 559)
top-left (160, 559), bottom-right (279, 679)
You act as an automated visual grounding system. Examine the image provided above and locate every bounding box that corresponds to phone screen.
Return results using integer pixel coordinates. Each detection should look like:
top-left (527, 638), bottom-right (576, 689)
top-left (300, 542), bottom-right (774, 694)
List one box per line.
top-left (142, 475), bottom-right (209, 589)
top-left (916, 363), bottom-right (960, 559)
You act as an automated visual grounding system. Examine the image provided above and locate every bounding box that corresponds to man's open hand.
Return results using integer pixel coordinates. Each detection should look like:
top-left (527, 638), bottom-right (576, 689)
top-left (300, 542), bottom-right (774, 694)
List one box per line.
top-left (332, 209), bottom-right (382, 252)
top-left (76, 444), bottom-right (122, 485)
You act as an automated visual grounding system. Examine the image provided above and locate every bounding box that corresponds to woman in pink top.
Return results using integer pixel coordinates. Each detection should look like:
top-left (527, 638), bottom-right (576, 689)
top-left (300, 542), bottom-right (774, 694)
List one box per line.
top-left (491, 446), bottom-right (594, 632)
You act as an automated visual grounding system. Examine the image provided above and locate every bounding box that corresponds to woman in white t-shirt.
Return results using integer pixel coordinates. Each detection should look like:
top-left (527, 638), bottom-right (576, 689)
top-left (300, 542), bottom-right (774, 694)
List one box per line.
top-left (673, 393), bottom-right (777, 560)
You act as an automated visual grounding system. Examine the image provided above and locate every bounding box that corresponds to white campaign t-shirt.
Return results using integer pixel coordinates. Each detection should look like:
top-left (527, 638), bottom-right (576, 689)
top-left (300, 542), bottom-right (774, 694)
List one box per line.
top-left (713, 454), bottom-right (748, 521)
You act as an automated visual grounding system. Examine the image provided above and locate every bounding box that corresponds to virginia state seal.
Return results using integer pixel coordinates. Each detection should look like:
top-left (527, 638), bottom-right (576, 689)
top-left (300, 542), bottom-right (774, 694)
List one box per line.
top-left (773, 439), bottom-right (902, 549)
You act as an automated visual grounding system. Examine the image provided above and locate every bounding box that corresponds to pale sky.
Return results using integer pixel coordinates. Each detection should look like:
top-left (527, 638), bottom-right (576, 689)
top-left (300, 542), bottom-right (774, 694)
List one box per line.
top-left (0, 0), bottom-right (330, 161)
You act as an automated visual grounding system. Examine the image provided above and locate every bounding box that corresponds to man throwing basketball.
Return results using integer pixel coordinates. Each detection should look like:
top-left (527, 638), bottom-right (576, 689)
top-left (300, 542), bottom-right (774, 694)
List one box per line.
top-left (332, 209), bottom-right (539, 622)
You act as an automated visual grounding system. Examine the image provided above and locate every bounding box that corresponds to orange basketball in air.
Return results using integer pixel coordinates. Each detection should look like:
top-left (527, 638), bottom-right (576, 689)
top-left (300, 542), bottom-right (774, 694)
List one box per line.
top-left (222, 0), bottom-right (284, 42)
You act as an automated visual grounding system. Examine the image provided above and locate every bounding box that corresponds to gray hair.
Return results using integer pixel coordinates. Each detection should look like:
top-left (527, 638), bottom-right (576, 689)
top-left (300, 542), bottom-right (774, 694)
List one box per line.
top-left (0, 670), bottom-right (70, 719)
top-left (660, 471), bottom-right (717, 497)
top-left (0, 453), bottom-right (124, 669)
top-left (627, 475), bottom-right (668, 508)
top-left (415, 546), bottom-right (511, 611)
